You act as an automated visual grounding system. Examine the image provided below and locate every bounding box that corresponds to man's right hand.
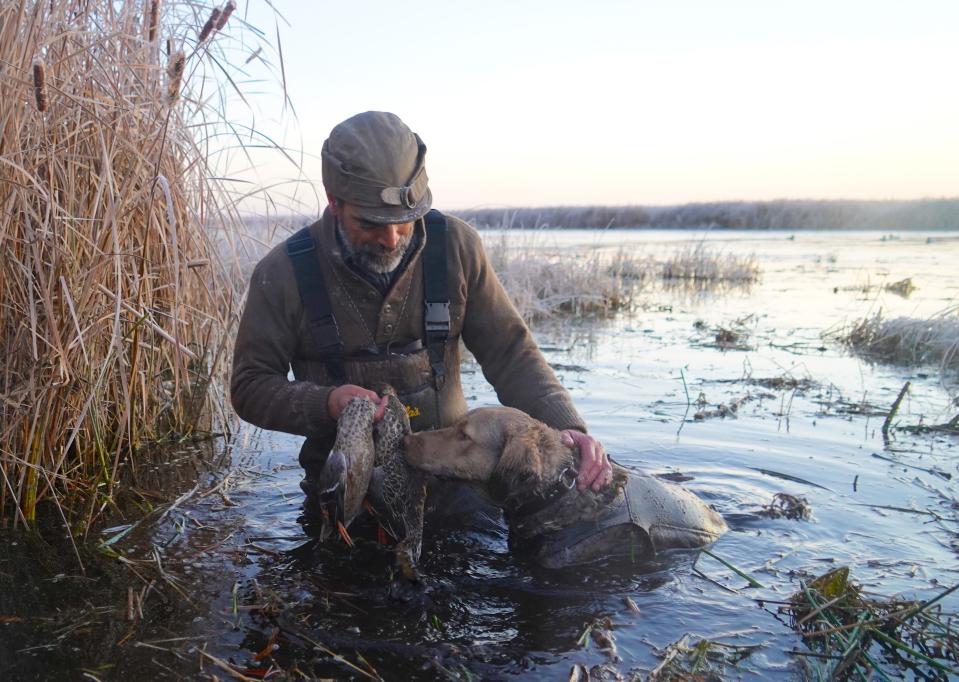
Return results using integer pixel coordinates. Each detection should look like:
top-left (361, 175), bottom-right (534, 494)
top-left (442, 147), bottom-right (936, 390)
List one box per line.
top-left (327, 384), bottom-right (388, 422)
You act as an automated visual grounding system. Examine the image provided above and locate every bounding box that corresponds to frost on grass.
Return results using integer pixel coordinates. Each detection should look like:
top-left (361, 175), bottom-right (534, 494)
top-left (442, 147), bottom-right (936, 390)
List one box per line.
top-left (840, 309), bottom-right (959, 372)
top-left (482, 232), bottom-right (653, 320)
top-left (483, 231), bottom-right (760, 320)
top-left (660, 242), bottom-right (761, 283)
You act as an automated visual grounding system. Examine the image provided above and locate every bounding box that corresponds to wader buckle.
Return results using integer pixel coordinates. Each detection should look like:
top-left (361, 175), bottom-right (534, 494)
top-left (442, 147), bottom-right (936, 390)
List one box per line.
top-left (424, 301), bottom-right (450, 333)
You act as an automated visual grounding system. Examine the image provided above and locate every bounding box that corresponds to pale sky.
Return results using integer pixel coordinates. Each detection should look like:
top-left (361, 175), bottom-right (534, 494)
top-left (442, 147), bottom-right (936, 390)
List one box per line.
top-left (214, 1), bottom-right (959, 214)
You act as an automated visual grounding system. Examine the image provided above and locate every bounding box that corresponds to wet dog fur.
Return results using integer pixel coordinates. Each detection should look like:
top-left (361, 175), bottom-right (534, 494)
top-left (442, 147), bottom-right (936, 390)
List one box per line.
top-left (403, 406), bottom-right (727, 568)
top-left (403, 407), bottom-right (627, 563)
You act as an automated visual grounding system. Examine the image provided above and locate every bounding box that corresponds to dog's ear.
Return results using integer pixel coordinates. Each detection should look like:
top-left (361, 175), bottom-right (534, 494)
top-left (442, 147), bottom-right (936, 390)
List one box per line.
top-left (489, 423), bottom-right (548, 499)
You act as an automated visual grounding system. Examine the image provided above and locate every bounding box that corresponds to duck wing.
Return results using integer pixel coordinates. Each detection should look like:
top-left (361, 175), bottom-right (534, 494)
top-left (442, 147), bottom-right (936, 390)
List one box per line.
top-left (317, 397), bottom-right (377, 542)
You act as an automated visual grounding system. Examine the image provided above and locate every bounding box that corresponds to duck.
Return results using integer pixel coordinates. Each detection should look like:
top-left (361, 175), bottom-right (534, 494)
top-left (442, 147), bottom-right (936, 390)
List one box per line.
top-left (315, 396), bottom-right (377, 544)
top-left (368, 385), bottom-right (427, 581)
top-left (317, 385), bottom-right (427, 581)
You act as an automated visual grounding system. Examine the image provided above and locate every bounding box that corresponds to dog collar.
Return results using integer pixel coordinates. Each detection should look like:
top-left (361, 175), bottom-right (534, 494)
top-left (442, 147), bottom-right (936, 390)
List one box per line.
top-left (505, 466), bottom-right (578, 519)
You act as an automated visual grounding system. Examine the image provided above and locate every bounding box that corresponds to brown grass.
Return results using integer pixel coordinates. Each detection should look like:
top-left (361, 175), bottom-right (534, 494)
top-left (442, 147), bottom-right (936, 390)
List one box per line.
top-left (482, 230), bottom-right (644, 320)
top-left (660, 242), bottom-right (760, 283)
top-left (0, 0), bottom-right (251, 534)
top-left (480, 227), bottom-right (760, 320)
top-left (839, 308), bottom-right (959, 374)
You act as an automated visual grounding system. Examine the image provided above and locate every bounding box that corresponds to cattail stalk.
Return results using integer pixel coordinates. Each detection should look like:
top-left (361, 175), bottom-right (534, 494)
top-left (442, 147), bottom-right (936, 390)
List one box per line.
top-left (146, 0), bottom-right (160, 42)
top-left (166, 51), bottom-right (185, 104)
top-left (198, 7), bottom-right (221, 43)
top-left (215, 1), bottom-right (236, 31)
top-left (32, 58), bottom-right (47, 112)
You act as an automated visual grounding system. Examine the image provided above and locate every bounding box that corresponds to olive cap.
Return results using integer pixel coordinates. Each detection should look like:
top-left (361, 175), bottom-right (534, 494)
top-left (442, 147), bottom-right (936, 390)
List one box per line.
top-left (321, 111), bottom-right (432, 223)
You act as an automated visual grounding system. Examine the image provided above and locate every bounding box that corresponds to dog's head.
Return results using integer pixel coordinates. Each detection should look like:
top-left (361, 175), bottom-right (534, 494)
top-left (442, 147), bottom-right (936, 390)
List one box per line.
top-left (403, 407), bottom-right (572, 499)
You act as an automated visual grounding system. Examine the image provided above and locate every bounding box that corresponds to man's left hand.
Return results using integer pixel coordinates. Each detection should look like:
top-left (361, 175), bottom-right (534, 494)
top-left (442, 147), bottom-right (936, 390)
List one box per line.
top-left (560, 430), bottom-right (612, 492)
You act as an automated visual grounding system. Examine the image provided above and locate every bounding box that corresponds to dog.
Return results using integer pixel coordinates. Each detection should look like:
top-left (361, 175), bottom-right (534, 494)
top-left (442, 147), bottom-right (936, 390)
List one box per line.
top-left (403, 407), bottom-right (727, 568)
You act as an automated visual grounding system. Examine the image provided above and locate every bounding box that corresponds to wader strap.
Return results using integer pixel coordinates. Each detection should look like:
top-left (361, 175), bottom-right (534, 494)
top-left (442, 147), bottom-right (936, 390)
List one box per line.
top-left (286, 227), bottom-right (346, 382)
top-left (423, 209), bottom-right (450, 389)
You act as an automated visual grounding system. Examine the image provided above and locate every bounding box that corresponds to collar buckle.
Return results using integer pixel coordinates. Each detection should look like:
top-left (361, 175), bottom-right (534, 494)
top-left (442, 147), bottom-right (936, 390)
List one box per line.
top-left (560, 467), bottom-right (578, 489)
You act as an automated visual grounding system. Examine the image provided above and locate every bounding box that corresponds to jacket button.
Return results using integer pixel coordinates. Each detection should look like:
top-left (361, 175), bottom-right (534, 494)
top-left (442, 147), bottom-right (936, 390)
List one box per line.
top-left (384, 304), bottom-right (392, 313)
top-left (385, 323), bottom-right (394, 333)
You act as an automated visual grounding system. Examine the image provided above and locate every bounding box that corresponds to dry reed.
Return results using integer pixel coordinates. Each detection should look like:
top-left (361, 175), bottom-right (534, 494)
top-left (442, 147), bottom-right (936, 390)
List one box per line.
top-left (839, 308), bottom-right (959, 374)
top-left (660, 242), bottom-right (760, 282)
top-left (0, 0), bottom-right (252, 534)
top-left (480, 228), bottom-right (760, 320)
top-left (482, 230), bottom-right (644, 320)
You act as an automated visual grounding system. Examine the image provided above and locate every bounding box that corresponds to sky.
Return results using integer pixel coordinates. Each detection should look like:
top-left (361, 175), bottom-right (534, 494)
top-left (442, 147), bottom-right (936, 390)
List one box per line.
top-left (213, 1), bottom-right (959, 214)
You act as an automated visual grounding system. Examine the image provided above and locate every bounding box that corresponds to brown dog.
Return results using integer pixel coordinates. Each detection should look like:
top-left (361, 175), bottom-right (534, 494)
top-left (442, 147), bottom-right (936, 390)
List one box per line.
top-left (403, 407), bottom-right (728, 568)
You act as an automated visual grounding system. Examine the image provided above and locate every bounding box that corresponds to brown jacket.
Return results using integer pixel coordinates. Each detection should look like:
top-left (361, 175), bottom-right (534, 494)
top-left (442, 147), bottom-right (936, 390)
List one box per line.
top-left (230, 209), bottom-right (586, 465)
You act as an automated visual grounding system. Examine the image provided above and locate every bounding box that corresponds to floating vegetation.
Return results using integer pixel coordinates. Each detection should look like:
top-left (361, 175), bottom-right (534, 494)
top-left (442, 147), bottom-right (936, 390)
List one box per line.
top-left (835, 309), bottom-right (959, 374)
top-left (885, 277), bottom-right (917, 298)
top-left (897, 415), bottom-right (959, 437)
top-left (692, 316), bottom-right (756, 351)
top-left (648, 634), bottom-right (763, 679)
top-left (748, 376), bottom-right (818, 391)
top-left (838, 276), bottom-right (918, 298)
top-left (693, 394), bottom-right (751, 420)
top-left (813, 396), bottom-right (889, 418)
top-left (878, 381), bottom-right (959, 439)
top-left (786, 567), bottom-right (959, 680)
top-left (758, 493), bottom-right (812, 520)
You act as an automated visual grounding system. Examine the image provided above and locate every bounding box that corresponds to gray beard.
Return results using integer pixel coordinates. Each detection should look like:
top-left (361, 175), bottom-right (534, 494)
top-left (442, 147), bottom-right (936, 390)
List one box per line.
top-left (337, 222), bottom-right (412, 274)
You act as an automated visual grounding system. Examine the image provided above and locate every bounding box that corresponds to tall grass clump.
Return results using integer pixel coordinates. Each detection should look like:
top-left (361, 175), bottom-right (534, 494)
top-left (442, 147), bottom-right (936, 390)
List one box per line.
top-left (839, 308), bottom-right (959, 374)
top-left (0, 0), bottom-right (251, 533)
top-left (482, 229), bottom-right (650, 320)
top-left (660, 242), bottom-right (761, 283)
top-left (481, 226), bottom-right (763, 319)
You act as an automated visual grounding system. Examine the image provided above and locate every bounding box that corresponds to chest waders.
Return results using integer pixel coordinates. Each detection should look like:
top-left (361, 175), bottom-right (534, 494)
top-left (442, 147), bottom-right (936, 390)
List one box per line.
top-left (285, 209), bottom-right (450, 437)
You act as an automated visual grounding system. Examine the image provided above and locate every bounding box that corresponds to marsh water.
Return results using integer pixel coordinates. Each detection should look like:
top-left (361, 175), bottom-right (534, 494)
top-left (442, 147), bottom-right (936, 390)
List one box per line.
top-left (4, 229), bottom-right (959, 680)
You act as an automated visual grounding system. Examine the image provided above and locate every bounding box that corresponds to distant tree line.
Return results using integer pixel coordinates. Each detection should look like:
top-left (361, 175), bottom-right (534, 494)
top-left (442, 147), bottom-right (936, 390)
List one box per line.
top-left (453, 198), bottom-right (959, 230)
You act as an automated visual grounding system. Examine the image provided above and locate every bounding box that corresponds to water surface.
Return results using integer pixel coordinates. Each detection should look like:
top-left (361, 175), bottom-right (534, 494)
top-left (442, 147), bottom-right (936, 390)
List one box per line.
top-left (4, 229), bottom-right (957, 680)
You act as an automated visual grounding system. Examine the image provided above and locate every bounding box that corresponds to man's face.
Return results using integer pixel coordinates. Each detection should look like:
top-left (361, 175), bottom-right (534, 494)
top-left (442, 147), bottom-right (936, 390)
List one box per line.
top-left (331, 199), bottom-right (414, 273)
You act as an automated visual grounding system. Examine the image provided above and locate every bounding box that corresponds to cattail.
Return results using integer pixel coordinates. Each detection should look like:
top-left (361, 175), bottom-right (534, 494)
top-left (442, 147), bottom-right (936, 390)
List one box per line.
top-left (32, 58), bottom-right (47, 113)
top-left (166, 51), bottom-right (185, 104)
top-left (146, 0), bottom-right (160, 43)
top-left (198, 7), bottom-right (221, 43)
top-left (215, 1), bottom-right (236, 31)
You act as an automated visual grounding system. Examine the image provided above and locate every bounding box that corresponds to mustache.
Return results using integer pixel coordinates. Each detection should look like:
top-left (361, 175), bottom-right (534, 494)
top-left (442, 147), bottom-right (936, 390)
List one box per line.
top-left (357, 233), bottom-right (411, 256)
top-left (351, 233), bottom-right (413, 273)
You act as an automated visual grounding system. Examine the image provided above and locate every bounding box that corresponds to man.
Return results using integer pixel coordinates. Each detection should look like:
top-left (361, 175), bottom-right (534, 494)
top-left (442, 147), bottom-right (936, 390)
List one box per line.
top-left (231, 111), bottom-right (610, 518)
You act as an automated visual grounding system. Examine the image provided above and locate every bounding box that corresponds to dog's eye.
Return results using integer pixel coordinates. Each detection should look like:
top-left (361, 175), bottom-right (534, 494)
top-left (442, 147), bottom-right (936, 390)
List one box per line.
top-left (458, 428), bottom-right (471, 442)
